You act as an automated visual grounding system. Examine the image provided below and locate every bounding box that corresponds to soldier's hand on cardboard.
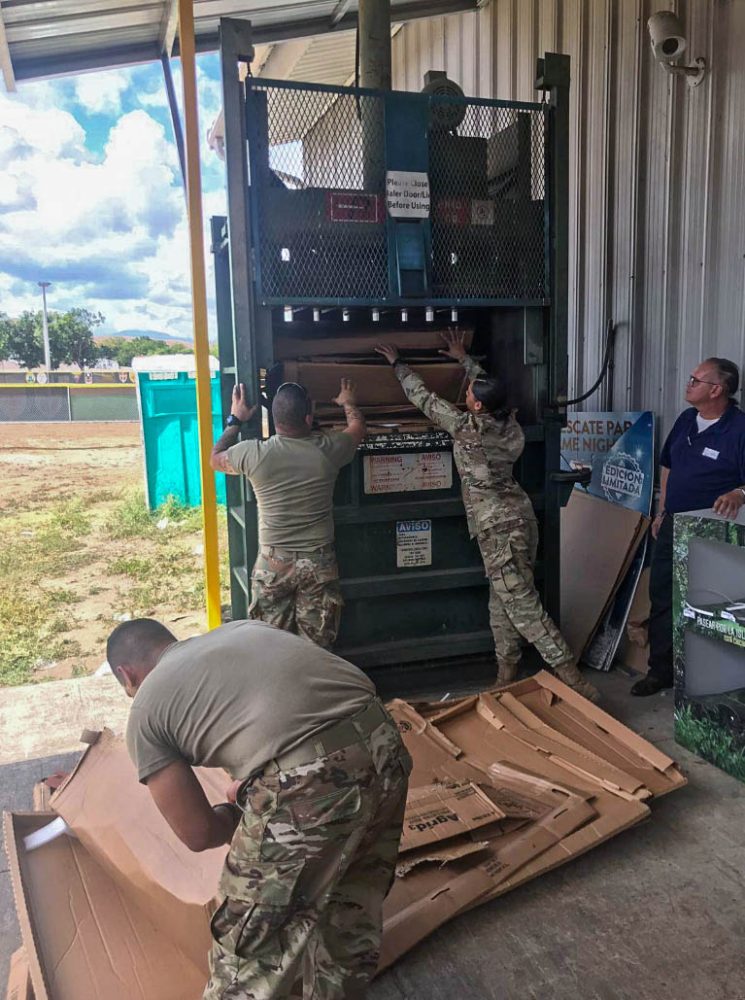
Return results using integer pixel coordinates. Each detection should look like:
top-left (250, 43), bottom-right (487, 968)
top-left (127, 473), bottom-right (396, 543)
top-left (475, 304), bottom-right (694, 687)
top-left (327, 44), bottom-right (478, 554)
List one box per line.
top-left (231, 383), bottom-right (257, 423)
top-left (374, 344), bottom-right (399, 365)
top-left (332, 378), bottom-right (358, 407)
top-left (713, 489), bottom-right (745, 520)
top-left (439, 327), bottom-right (467, 361)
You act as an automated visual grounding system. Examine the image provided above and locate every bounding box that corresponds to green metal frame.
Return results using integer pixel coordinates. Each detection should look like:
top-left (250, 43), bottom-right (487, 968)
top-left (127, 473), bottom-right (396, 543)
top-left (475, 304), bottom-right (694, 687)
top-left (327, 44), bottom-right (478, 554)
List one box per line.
top-left (213, 17), bottom-right (571, 685)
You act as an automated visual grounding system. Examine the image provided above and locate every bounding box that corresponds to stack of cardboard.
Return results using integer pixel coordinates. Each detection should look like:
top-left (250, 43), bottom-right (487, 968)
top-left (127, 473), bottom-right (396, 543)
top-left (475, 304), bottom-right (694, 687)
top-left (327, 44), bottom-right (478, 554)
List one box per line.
top-left (560, 490), bottom-right (650, 662)
top-left (272, 328), bottom-right (473, 429)
top-left (4, 674), bottom-right (685, 999)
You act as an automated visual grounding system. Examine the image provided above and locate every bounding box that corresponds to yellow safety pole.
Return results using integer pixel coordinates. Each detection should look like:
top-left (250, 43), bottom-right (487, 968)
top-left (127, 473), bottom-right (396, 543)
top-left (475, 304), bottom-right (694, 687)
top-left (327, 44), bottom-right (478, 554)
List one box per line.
top-left (178, 0), bottom-right (222, 629)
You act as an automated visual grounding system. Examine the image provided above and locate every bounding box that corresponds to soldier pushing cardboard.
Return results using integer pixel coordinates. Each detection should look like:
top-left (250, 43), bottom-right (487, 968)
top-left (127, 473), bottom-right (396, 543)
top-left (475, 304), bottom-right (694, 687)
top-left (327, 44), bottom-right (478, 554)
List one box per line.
top-left (375, 329), bottom-right (599, 702)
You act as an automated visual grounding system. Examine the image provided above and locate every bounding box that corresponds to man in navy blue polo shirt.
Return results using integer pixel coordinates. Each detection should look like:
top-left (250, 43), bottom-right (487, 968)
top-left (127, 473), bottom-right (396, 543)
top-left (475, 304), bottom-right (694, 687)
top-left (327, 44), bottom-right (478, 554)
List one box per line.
top-left (632, 357), bottom-right (745, 696)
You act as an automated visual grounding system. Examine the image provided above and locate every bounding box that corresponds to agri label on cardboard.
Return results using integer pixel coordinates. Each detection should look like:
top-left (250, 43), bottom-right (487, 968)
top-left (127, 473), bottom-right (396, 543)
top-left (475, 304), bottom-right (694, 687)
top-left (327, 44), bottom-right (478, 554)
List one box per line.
top-left (396, 520), bottom-right (432, 568)
top-left (386, 170), bottom-right (430, 218)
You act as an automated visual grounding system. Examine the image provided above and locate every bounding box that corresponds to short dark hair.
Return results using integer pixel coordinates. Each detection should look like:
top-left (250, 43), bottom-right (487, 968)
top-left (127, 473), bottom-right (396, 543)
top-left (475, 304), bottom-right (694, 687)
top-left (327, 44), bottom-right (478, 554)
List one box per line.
top-left (472, 376), bottom-right (509, 416)
top-left (705, 357), bottom-right (739, 397)
top-left (272, 382), bottom-right (310, 429)
top-left (106, 618), bottom-right (175, 682)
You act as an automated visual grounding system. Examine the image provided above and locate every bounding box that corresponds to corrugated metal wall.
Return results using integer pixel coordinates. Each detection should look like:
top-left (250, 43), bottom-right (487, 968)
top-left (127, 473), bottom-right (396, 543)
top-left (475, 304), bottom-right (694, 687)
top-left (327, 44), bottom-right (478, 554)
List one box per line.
top-left (392, 0), bottom-right (745, 438)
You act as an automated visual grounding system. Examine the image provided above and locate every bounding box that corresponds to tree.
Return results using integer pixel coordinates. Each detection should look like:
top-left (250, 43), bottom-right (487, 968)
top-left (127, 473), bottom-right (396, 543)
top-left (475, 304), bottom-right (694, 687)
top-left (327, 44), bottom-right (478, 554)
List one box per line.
top-left (49, 308), bottom-right (104, 370)
top-left (96, 335), bottom-right (192, 368)
top-left (1, 311), bottom-right (44, 369)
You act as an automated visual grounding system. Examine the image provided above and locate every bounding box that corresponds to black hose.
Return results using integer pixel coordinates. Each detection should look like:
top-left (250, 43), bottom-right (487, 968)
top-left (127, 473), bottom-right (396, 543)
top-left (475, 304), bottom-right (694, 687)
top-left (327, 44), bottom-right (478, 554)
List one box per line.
top-left (562, 319), bottom-right (616, 407)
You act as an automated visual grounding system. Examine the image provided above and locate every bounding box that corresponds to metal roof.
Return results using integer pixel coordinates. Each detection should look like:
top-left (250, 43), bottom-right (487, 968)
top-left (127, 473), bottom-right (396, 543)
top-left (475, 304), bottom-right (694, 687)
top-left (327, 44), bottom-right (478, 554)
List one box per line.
top-left (0, 0), bottom-right (479, 88)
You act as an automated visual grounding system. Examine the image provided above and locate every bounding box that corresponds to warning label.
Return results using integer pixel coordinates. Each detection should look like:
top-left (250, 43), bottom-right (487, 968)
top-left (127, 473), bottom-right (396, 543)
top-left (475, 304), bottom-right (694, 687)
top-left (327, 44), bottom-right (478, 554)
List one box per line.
top-left (363, 452), bottom-right (452, 494)
top-left (396, 520), bottom-right (432, 568)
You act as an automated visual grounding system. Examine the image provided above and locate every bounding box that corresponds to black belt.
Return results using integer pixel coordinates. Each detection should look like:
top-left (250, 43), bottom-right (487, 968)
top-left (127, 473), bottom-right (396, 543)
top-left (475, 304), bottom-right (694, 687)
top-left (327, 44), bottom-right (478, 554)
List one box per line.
top-left (264, 697), bottom-right (389, 774)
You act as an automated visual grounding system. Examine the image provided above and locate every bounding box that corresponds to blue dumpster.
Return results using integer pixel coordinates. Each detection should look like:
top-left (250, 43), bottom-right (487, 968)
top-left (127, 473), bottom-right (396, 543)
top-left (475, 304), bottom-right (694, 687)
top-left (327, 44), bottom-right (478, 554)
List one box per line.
top-left (133, 356), bottom-right (226, 509)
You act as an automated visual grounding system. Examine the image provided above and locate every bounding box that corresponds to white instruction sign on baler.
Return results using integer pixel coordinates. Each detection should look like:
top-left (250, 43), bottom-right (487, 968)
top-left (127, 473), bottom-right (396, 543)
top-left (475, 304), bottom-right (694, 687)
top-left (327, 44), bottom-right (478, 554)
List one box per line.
top-left (396, 520), bottom-right (432, 568)
top-left (363, 452), bottom-right (452, 494)
top-left (386, 170), bottom-right (430, 218)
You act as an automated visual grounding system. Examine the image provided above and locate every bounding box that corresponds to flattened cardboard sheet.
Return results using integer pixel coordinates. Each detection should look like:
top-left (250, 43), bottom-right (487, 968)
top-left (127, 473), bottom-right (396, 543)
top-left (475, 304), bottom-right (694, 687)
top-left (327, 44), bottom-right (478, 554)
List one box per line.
top-left (280, 361), bottom-right (467, 407)
top-left (274, 328), bottom-right (473, 361)
top-left (561, 491), bottom-right (648, 657)
top-left (5, 949), bottom-right (33, 1000)
top-left (509, 672), bottom-right (686, 796)
top-left (4, 813), bottom-right (208, 1000)
top-left (400, 782), bottom-right (506, 852)
top-left (49, 730), bottom-right (228, 958)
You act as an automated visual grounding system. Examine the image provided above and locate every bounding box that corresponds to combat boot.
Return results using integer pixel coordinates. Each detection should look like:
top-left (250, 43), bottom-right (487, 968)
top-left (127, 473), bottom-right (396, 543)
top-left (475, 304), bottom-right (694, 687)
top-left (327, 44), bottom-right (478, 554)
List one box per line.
top-left (553, 660), bottom-right (600, 703)
top-left (495, 660), bottom-right (519, 687)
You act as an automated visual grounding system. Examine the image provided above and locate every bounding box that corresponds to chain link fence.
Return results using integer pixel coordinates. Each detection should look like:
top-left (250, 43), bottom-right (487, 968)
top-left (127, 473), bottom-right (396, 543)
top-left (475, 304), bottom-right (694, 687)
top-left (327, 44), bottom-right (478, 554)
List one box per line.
top-left (0, 386), bottom-right (138, 422)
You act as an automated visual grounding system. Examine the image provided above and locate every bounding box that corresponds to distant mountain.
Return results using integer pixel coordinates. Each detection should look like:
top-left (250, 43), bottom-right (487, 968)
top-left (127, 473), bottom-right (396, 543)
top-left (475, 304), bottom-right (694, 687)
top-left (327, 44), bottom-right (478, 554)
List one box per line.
top-left (98, 329), bottom-right (194, 344)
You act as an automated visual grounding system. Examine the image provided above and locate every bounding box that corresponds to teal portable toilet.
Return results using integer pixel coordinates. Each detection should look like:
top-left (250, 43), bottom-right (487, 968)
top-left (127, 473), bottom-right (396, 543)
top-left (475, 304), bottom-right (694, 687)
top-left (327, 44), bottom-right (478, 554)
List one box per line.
top-left (133, 355), bottom-right (226, 510)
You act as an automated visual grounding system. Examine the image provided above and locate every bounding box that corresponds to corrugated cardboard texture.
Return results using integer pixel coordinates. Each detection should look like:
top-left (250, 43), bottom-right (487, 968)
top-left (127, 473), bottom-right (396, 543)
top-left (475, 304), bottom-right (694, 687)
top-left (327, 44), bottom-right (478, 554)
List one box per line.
top-left (400, 782), bottom-right (506, 852)
top-left (561, 491), bottom-right (649, 657)
top-left (274, 328), bottom-right (473, 361)
top-left (4, 813), bottom-right (207, 1000)
top-left (49, 730), bottom-right (228, 961)
top-left (5, 949), bottom-right (33, 1000)
top-left (379, 672), bottom-right (685, 969)
top-left (4, 677), bottom-right (684, 991)
top-left (280, 361), bottom-right (467, 407)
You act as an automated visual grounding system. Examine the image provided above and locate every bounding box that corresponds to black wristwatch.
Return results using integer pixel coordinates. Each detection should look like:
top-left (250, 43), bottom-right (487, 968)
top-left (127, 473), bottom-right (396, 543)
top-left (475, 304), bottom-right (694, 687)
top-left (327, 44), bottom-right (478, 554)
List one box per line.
top-left (226, 414), bottom-right (242, 428)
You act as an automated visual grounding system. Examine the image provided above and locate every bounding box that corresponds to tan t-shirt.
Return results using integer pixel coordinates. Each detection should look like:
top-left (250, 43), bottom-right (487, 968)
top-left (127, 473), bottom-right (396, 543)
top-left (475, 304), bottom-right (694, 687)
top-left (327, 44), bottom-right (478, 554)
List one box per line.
top-left (126, 620), bottom-right (376, 784)
top-left (226, 431), bottom-right (357, 550)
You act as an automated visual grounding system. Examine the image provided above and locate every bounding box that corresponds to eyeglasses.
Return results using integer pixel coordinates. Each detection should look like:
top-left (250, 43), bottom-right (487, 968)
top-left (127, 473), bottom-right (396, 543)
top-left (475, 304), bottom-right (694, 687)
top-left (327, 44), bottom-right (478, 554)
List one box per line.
top-left (687, 375), bottom-right (721, 387)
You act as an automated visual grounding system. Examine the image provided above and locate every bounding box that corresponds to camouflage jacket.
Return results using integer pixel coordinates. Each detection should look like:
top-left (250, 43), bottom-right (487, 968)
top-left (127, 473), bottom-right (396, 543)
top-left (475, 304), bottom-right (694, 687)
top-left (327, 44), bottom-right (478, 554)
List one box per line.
top-left (394, 355), bottom-right (536, 537)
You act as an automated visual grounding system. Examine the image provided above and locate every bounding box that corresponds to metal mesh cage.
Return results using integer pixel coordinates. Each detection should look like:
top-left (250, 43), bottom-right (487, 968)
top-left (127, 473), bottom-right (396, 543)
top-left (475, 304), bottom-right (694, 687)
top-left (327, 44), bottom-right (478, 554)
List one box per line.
top-left (428, 99), bottom-right (548, 300)
top-left (246, 81), bottom-right (548, 305)
top-left (247, 81), bottom-right (389, 302)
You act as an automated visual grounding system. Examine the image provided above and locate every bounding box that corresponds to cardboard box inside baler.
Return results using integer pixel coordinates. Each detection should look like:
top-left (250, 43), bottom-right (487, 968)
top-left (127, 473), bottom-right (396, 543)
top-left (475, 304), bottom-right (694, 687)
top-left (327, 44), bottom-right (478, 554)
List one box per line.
top-left (270, 328), bottom-right (474, 429)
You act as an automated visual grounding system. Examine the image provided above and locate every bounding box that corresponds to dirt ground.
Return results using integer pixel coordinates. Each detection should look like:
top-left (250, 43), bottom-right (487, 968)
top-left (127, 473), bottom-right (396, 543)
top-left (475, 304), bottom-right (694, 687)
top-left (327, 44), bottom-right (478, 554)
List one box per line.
top-left (0, 422), bottom-right (143, 513)
top-left (0, 421), bottom-right (226, 684)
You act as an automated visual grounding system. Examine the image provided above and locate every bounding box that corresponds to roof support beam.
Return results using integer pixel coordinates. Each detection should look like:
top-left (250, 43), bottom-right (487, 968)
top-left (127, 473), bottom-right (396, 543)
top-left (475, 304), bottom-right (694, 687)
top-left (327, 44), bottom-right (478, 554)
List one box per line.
top-left (330, 0), bottom-right (354, 27)
top-left (160, 53), bottom-right (186, 186)
top-left (10, 0), bottom-right (479, 82)
top-left (159, 0), bottom-right (179, 57)
top-left (0, 0), bottom-right (16, 92)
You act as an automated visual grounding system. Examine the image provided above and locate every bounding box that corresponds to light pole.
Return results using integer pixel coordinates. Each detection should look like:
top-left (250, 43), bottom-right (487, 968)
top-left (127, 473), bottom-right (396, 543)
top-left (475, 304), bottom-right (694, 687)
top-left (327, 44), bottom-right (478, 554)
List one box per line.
top-left (38, 281), bottom-right (51, 370)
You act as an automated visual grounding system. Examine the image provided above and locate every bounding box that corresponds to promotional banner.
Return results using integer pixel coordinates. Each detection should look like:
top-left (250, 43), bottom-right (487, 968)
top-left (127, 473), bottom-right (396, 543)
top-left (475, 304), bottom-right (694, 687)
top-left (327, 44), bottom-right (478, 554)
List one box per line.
top-left (561, 411), bottom-right (654, 515)
top-left (561, 412), bottom-right (655, 671)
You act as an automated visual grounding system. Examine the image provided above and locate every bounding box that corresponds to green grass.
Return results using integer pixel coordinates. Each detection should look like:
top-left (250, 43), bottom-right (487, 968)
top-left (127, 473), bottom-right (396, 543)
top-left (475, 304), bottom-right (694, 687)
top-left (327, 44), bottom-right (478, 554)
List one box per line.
top-left (0, 585), bottom-right (82, 686)
top-left (675, 706), bottom-right (745, 781)
top-left (108, 556), bottom-right (154, 580)
top-left (0, 481), bottom-right (225, 686)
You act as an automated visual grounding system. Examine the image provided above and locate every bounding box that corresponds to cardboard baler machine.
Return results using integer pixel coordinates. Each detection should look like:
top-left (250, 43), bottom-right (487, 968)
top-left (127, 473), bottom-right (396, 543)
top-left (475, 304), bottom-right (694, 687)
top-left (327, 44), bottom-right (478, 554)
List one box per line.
top-left (213, 20), bottom-right (585, 683)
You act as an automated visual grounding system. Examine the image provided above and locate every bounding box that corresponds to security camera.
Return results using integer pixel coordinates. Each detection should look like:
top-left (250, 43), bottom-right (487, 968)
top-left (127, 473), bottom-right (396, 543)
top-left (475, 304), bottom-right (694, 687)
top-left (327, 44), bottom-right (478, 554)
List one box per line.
top-left (648, 11), bottom-right (686, 63)
top-left (647, 11), bottom-right (706, 86)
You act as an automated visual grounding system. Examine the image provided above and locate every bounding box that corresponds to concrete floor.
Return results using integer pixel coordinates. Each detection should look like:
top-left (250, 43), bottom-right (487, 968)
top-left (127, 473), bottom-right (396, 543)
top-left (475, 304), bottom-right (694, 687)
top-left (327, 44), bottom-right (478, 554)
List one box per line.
top-left (2, 671), bottom-right (745, 999)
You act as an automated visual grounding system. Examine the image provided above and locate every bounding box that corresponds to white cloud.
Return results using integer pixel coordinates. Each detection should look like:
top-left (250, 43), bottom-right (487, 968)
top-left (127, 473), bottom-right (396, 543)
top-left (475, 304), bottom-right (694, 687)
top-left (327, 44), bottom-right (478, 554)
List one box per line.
top-left (74, 69), bottom-right (130, 116)
top-left (0, 62), bottom-right (229, 341)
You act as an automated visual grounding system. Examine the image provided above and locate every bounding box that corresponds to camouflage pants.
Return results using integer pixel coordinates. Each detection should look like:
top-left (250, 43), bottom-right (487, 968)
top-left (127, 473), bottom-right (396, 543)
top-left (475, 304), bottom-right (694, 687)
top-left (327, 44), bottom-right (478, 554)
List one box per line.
top-left (477, 520), bottom-right (573, 675)
top-left (204, 705), bottom-right (411, 1000)
top-left (249, 543), bottom-right (342, 649)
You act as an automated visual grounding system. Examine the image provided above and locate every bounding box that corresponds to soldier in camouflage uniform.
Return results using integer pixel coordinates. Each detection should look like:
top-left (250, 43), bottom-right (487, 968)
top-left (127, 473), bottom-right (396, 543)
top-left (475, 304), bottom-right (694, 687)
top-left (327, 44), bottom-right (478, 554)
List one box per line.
top-left (108, 617), bottom-right (411, 1000)
top-left (212, 379), bottom-right (366, 648)
top-left (375, 331), bottom-right (599, 702)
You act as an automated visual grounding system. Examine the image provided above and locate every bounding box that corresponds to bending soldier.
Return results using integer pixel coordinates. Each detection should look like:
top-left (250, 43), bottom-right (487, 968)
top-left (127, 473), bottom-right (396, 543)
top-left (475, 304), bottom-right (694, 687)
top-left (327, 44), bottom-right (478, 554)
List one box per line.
top-left (107, 617), bottom-right (411, 999)
top-left (375, 330), bottom-right (598, 702)
top-left (211, 378), bottom-right (365, 649)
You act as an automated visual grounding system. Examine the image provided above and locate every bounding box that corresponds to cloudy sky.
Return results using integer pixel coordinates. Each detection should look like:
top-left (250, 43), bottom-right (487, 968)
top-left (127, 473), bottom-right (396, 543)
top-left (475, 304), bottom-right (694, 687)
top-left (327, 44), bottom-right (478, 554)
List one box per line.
top-left (0, 56), bottom-right (227, 340)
